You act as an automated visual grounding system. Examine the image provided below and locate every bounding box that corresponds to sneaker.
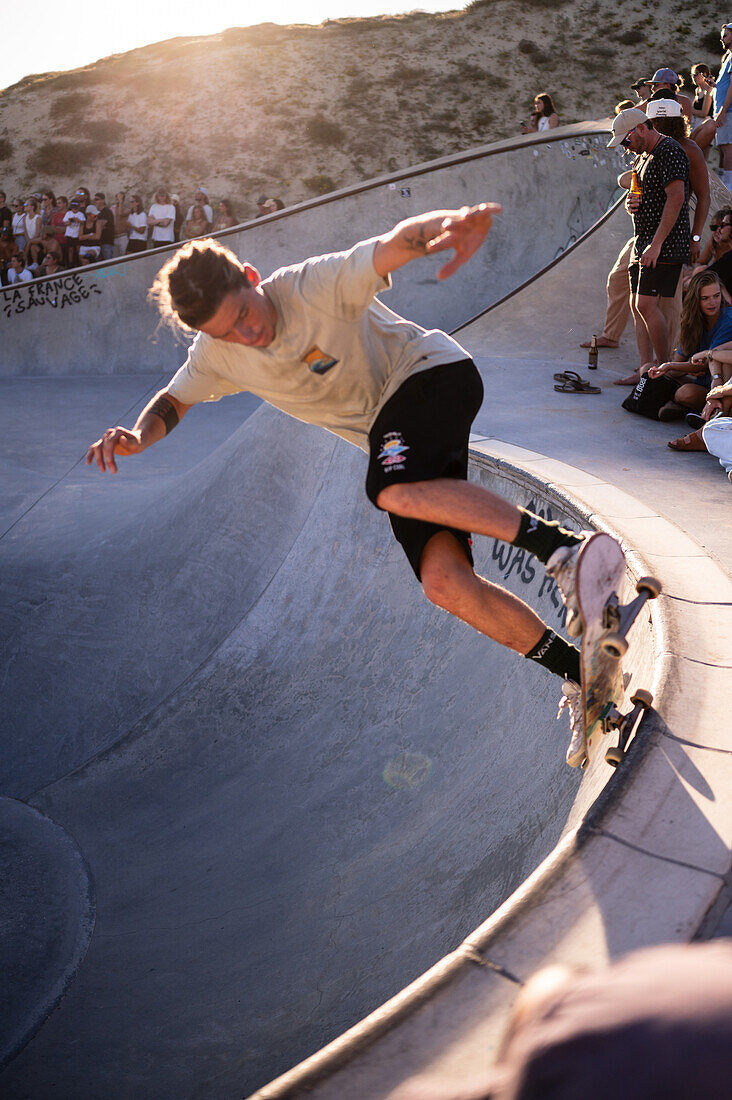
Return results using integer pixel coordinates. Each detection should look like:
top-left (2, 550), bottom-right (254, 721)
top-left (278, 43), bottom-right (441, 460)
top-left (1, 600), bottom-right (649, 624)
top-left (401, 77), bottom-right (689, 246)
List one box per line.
top-left (546, 539), bottom-right (587, 637)
top-left (557, 679), bottom-right (587, 768)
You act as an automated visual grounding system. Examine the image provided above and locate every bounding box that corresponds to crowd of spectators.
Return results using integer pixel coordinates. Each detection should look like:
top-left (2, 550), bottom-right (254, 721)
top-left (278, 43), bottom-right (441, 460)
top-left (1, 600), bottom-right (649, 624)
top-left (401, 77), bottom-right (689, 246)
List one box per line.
top-left (0, 184), bottom-right (285, 286)
top-left (579, 22), bottom-right (732, 479)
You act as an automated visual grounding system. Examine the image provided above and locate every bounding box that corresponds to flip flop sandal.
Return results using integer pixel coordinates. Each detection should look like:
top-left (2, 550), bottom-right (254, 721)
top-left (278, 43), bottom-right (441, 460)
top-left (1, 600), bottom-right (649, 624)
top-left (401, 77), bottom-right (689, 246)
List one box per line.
top-left (554, 379), bottom-right (601, 394)
top-left (667, 432), bottom-right (707, 451)
top-left (553, 370), bottom-right (585, 383)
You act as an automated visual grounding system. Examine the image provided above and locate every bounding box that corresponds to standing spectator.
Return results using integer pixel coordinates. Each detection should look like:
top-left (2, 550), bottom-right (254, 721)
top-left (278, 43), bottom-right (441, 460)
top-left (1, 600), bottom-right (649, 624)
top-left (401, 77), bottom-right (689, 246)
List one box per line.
top-left (631, 77), bottom-right (653, 104)
top-left (714, 23), bottom-right (732, 191)
top-left (609, 107), bottom-right (690, 372)
top-left (647, 95), bottom-right (710, 264)
top-left (521, 93), bottom-right (559, 133)
top-left (62, 197), bottom-right (86, 267)
top-left (111, 191), bottom-right (130, 256)
top-left (256, 195), bottom-right (284, 216)
top-left (93, 192), bottom-right (116, 261)
top-left (48, 196), bottom-right (68, 259)
top-left (185, 187), bottom-right (213, 226)
top-left (78, 205), bottom-right (102, 264)
top-left (184, 202), bottom-right (211, 240)
top-left (125, 194), bottom-right (148, 254)
top-left (690, 63), bottom-right (717, 154)
top-left (11, 199), bottom-right (26, 250)
top-left (39, 191), bottom-right (55, 231)
top-left (147, 188), bottom-right (176, 246)
top-left (213, 199), bottom-right (236, 231)
top-left (23, 198), bottom-right (43, 262)
top-left (0, 191), bottom-right (12, 232)
top-left (0, 228), bottom-right (16, 284)
top-left (170, 193), bottom-right (184, 242)
top-left (7, 254), bottom-right (32, 284)
top-left (640, 68), bottom-right (693, 124)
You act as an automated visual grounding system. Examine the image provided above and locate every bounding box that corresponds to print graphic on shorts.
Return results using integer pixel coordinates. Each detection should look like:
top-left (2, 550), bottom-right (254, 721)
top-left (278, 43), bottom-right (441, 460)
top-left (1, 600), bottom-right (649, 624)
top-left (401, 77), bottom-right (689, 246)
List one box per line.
top-left (378, 431), bottom-right (410, 472)
top-left (303, 346), bottom-right (338, 374)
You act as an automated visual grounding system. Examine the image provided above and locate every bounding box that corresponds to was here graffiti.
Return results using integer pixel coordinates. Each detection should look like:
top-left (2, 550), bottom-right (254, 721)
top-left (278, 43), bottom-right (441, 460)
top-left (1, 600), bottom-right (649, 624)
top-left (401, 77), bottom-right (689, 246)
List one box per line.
top-left (490, 498), bottom-right (568, 627)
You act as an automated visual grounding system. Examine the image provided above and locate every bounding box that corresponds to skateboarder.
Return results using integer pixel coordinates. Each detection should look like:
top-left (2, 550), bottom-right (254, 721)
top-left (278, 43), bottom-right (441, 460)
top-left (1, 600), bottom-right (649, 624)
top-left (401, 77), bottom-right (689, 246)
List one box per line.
top-left (86, 204), bottom-right (590, 764)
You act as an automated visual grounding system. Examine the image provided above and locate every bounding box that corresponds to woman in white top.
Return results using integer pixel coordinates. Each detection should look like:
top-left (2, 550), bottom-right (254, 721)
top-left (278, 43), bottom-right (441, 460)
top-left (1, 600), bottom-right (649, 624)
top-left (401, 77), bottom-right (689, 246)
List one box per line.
top-left (147, 188), bottom-right (176, 245)
top-left (521, 94), bottom-right (559, 134)
top-left (126, 194), bottom-right (148, 254)
top-left (23, 198), bottom-right (43, 254)
top-left (12, 199), bottom-right (27, 250)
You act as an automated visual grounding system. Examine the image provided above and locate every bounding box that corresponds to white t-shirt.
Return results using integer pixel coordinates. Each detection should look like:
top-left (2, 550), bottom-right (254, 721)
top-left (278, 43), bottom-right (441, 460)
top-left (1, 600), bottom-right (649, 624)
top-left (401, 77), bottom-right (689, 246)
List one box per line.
top-left (167, 239), bottom-right (468, 451)
top-left (63, 210), bottom-right (85, 238)
top-left (8, 266), bottom-right (32, 283)
top-left (185, 202), bottom-right (213, 223)
top-left (148, 203), bottom-right (176, 243)
top-left (128, 211), bottom-right (148, 241)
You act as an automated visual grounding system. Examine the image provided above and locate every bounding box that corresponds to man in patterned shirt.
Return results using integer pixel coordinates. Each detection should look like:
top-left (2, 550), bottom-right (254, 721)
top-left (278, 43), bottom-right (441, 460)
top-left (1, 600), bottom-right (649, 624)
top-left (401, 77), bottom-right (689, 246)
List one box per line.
top-left (608, 107), bottom-right (690, 372)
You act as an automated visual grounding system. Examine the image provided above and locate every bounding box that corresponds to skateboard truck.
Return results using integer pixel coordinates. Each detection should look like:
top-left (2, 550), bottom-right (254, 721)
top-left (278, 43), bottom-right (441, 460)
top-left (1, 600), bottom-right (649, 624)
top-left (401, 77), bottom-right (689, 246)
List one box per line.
top-left (605, 689), bottom-right (654, 767)
top-left (601, 576), bottom-right (661, 660)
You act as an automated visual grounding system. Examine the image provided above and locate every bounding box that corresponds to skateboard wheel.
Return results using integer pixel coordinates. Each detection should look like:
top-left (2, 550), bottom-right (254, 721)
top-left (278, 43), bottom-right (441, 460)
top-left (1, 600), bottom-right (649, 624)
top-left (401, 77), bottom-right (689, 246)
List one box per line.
top-left (636, 576), bottom-right (661, 599)
top-left (605, 746), bottom-right (624, 767)
top-left (630, 688), bottom-right (653, 709)
top-left (601, 632), bottom-right (628, 659)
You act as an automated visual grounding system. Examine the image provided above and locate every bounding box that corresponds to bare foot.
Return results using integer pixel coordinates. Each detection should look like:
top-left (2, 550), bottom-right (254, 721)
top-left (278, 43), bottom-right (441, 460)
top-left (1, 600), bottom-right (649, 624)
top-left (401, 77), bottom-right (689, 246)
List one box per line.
top-left (580, 336), bottom-right (619, 348)
top-left (613, 372), bottom-right (641, 387)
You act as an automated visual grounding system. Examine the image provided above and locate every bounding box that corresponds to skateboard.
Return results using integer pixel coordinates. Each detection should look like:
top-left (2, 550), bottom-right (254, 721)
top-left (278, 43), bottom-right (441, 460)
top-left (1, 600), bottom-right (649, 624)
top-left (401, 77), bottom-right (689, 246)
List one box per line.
top-left (575, 532), bottom-right (660, 766)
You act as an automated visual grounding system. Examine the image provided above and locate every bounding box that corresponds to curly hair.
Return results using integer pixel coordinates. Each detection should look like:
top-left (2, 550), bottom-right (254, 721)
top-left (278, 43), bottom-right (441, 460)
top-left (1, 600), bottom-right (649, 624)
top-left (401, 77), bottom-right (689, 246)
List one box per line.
top-left (149, 238), bottom-right (251, 334)
top-left (651, 114), bottom-right (691, 141)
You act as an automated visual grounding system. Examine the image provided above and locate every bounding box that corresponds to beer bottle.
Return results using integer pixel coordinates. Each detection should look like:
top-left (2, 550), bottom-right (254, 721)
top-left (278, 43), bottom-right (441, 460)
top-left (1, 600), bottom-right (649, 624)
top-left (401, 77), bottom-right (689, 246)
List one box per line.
top-left (588, 334), bottom-right (598, 370)
top-left (630, 169), bottom-right (642, 196)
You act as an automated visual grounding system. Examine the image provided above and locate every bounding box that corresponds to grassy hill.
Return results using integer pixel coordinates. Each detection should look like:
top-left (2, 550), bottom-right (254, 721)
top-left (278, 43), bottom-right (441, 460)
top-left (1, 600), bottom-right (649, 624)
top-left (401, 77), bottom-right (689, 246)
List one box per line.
top-left (0, 1), bottom-right (722, 220)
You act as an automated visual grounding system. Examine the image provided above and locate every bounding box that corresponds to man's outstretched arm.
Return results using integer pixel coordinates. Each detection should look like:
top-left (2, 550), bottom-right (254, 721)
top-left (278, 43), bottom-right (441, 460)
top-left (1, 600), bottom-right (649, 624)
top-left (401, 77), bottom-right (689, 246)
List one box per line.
top-left (373, 203), bottom-right (502, 281)
top-left (86, 387), bottom-right (191, 474)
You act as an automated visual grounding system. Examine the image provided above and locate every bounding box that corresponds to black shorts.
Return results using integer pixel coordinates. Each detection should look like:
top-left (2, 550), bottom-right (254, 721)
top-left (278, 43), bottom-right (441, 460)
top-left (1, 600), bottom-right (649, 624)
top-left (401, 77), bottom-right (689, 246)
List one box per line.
top-left (629, 261), bottom-right (683, 298)
top-left (365, 358), bottom-right (484, 580)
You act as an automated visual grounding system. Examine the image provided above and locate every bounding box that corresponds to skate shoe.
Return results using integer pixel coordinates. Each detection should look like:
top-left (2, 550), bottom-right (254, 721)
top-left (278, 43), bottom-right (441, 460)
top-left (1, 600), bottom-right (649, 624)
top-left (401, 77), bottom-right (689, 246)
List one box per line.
top-left (545, 538), bottom-right (588, 638)
top-left (557, 678), bottom-right (587, 768)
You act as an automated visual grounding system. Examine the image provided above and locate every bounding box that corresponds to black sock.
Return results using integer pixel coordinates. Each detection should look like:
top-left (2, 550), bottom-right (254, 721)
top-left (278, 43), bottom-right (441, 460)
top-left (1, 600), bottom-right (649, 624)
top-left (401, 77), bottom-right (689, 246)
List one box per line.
top-left (512, 508), bottom-right (583, 565)
top-left (526, 628), bottom-right (581, 683)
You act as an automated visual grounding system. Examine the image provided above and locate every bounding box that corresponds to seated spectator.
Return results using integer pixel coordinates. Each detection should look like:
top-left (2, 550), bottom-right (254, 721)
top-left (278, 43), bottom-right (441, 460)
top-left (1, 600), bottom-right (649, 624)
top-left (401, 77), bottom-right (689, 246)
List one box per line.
top-left (39, 250), bottom-right (64, 278)
top-left (706, 210), bottom-right (732, 298)
top-left (614, 99), bottom-right (635, 114)
top-left (0, 227), bottom-right (16, 284)
top-left (697, 207), bottom-right (732, 267)
top-left (521, 93), bottom-right (559, 133)
top-left (11, 198), bottom-right (26, 250)
top-left (78, 205), bottom-right (102, 264)
top-left (111, 191), bottom-right (130, 256)
top-left (62, 197), bottom-right (85, 267)
top-left (147, 188), bottom-right (176, 246)
top-left (185, 187), bottom-right (213, 227)
top-left (7, 253), bottom-right (32, 283)
top-left (0, 191), bottom-right (11, 233)
top-left (256, 194), bottom-right (284, 216)
top-left (125, 194), bottom-right (148, 253)
top-left (690, 63), bottom-right (717, 154)
top-left (645, 272), bottom-right (732, 442)
top-left (212, 199), bottom-right (236, 231)
top-left (184, 202), bottom-right (212, 240)
top-left (93, 192), bottom-right (116, 261)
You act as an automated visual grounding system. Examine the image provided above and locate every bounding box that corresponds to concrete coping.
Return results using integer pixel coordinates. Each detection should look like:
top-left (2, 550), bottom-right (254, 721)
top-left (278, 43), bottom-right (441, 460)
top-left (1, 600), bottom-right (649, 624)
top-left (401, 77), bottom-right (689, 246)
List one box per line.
top-left (251, 437), bottom-right (732, 1099)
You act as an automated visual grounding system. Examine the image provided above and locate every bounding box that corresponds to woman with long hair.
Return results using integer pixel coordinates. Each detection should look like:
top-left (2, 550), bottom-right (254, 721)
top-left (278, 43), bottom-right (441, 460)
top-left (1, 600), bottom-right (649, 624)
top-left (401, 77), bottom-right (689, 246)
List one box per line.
top-left (212, 199), bottom-right (236, 232)
top-left (690, 63), bottom-right (716, 154)
top-left (125, 195), bottom-right (148, 254)
top-left (647, 271), bottom-right (732, 449)
top-left (521, 93), bottom-right (558, 133)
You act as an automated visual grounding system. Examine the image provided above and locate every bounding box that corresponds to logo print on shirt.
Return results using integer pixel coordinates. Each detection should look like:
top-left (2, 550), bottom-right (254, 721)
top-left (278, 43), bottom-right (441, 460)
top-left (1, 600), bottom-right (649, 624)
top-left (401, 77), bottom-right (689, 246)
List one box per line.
top-left (378, 432), bottom-right (410, 472)
top-left (303, 346), bottom-right (338, 374)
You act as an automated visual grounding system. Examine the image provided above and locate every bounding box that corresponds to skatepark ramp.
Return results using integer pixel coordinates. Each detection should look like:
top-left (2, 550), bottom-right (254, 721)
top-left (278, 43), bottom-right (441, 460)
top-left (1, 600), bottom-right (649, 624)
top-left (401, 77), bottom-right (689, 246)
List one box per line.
top-left (3, 122), bottom-right (730, 1099)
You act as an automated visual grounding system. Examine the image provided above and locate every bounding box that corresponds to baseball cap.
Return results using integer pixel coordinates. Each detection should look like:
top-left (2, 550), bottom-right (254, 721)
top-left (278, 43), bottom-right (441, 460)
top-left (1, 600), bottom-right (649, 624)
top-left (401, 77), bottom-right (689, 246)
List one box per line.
top-left (651, 67), bottom-right (679, 84)
top-left (631, 78), bottom-right (652, 91)
top-left (607, 107), bottom-right (647, 148)
top-left (646, 98), bottom-right (682, 119)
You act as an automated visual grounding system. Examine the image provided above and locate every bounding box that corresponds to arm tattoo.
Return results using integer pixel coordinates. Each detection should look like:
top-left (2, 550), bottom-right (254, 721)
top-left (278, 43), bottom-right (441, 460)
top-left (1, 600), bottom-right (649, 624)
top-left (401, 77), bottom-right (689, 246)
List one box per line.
top-left (402, 227), bottom-right (430, 255)
top-left (148, 395), bottom-right (179, 435)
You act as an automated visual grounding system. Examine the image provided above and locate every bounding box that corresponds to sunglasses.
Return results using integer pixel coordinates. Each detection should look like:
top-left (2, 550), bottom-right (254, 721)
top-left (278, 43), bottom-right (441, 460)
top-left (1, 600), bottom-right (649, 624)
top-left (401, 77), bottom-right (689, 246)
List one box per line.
top-left (711, 224), bottom-right (722, 231)
top-left (621, 127), bottom-right (638, 148)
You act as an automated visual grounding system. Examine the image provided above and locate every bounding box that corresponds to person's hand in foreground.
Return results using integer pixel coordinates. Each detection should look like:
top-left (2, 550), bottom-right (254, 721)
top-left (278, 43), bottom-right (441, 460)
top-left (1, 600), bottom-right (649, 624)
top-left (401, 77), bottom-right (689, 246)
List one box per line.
top-left (426, 203), bottom-right (502, 280)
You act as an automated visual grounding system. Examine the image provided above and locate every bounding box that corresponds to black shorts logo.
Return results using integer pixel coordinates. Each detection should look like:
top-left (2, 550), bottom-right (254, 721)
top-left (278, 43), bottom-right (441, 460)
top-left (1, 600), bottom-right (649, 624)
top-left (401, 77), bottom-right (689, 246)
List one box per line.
top-left (377, 431), bottom-right (409, 472)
